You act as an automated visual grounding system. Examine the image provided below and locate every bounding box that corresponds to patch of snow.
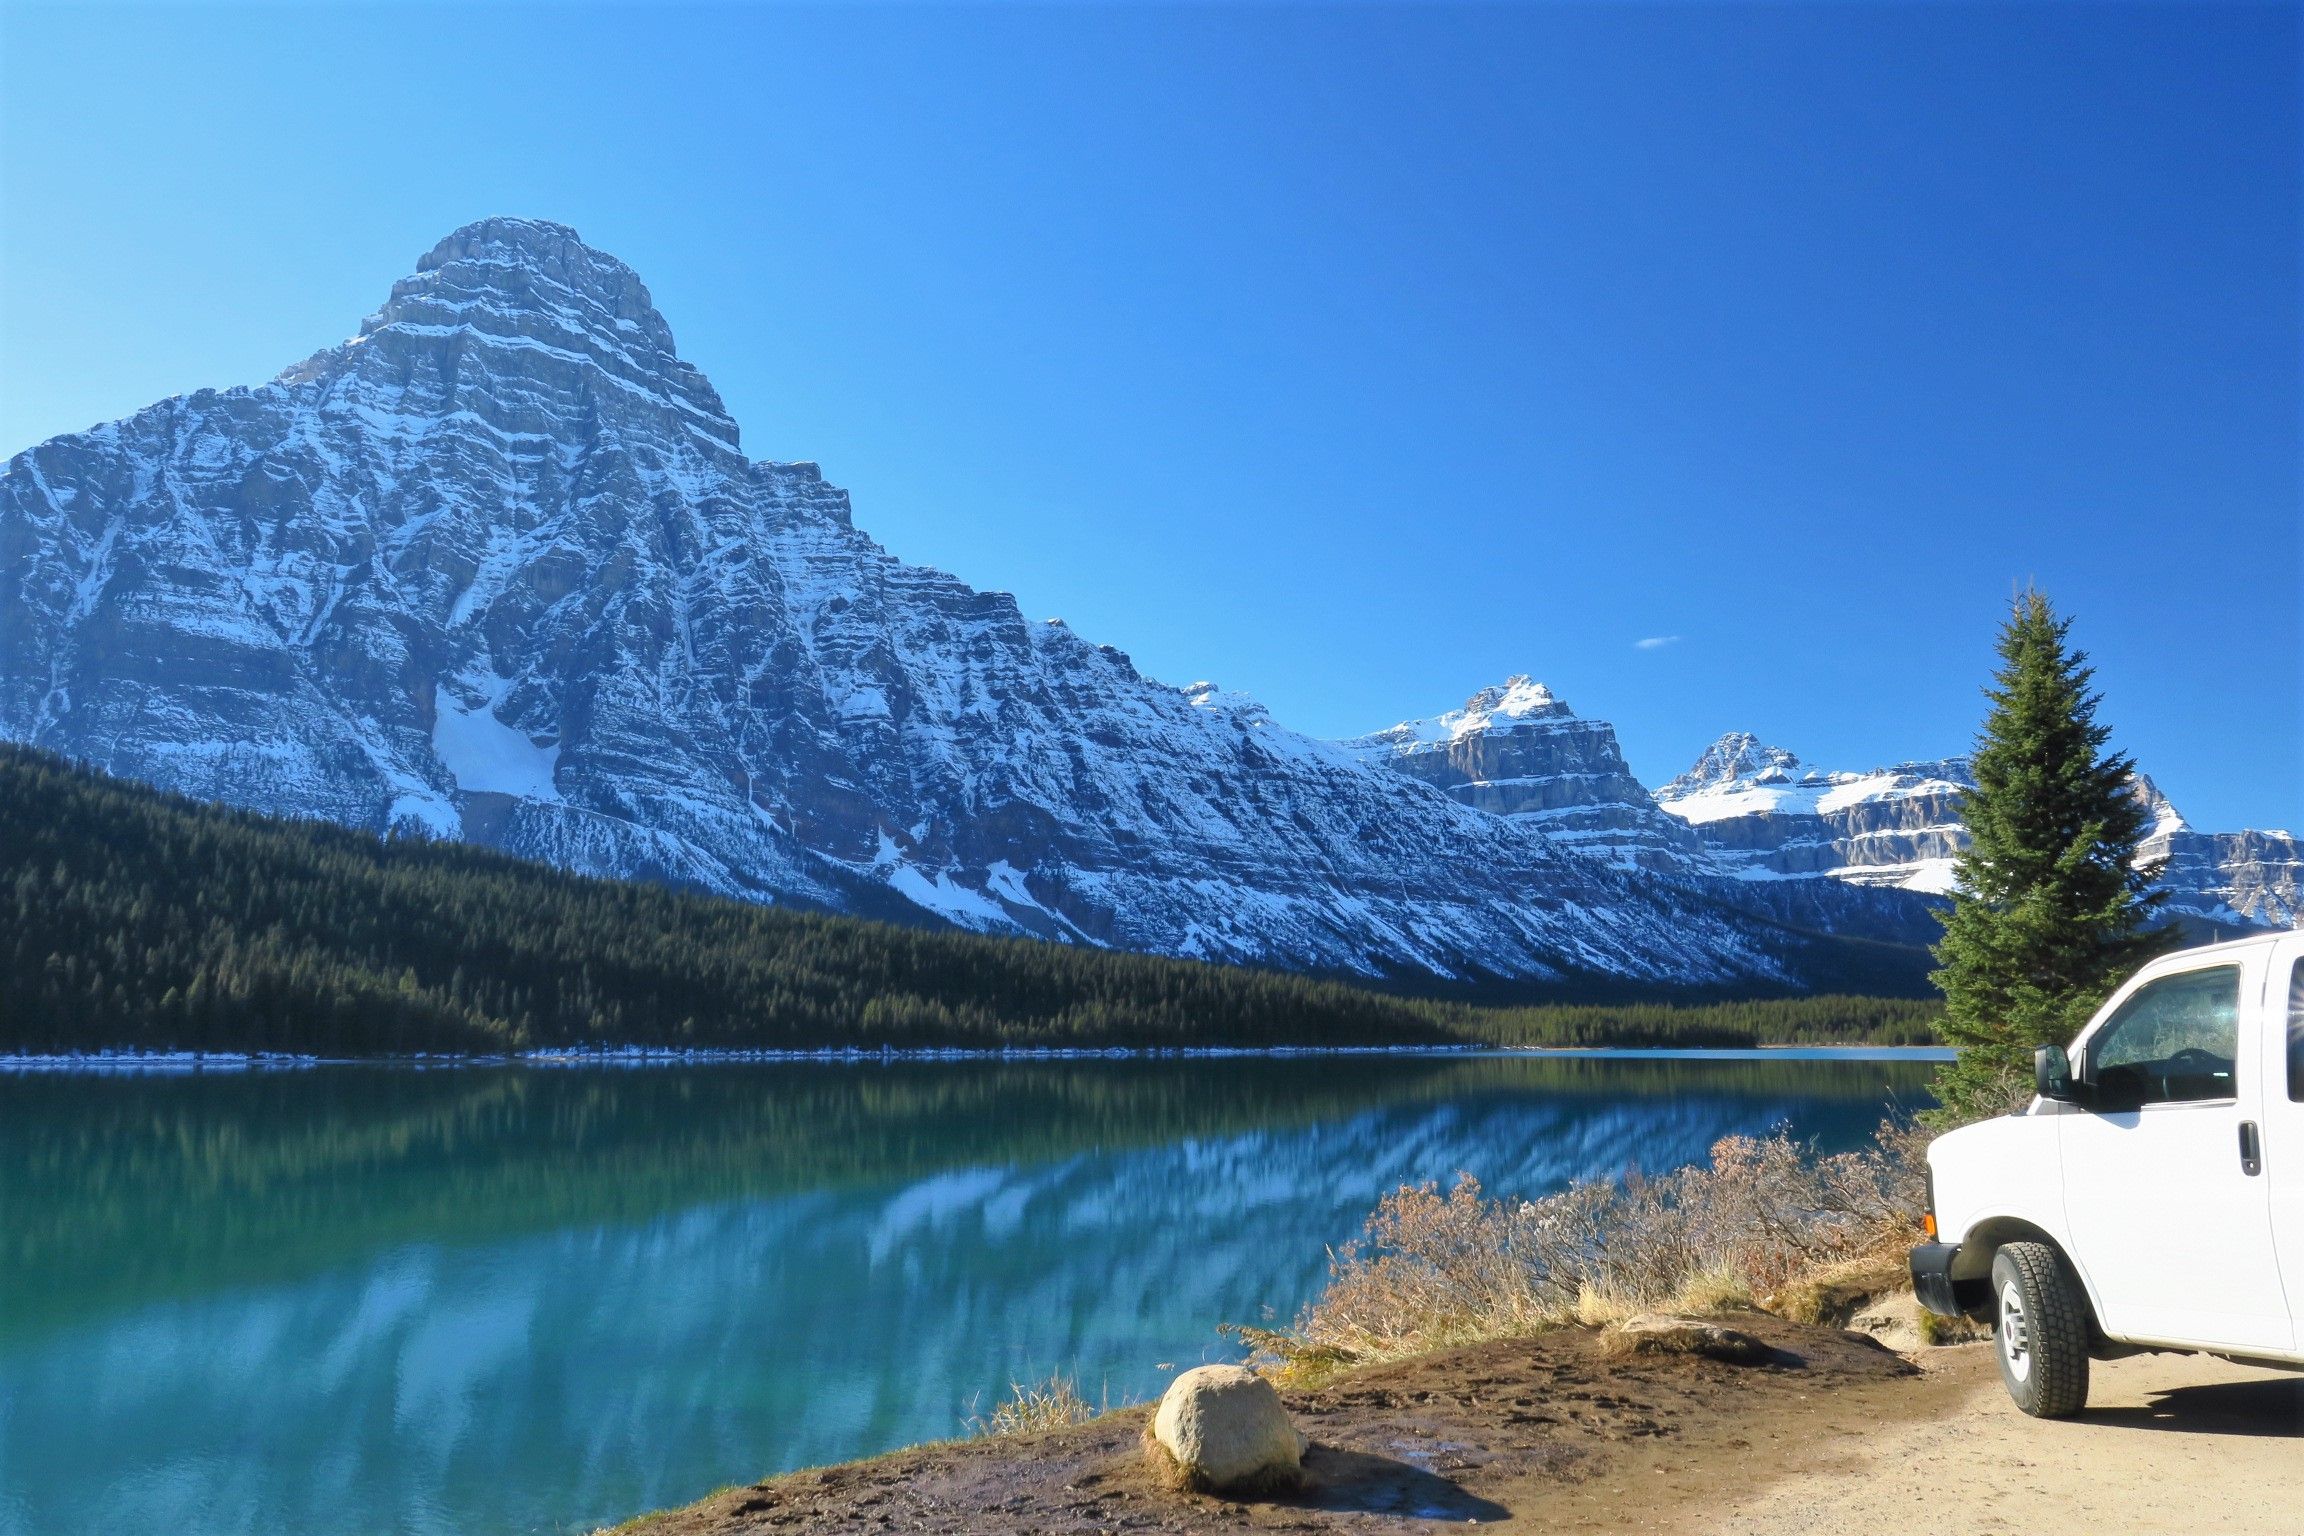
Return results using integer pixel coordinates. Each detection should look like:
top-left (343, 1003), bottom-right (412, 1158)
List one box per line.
top-left (838, 686), bottom-right (890, 721)
top-left (1892, 858), bottom-right (1960, 896)
top-left (885, 862), bottom-right (1011, 930)
top-left (1657, 782), bottom-right (1825, 825)
top-left (389, 793), bottom-right (462, 838)
top-left (431, 679), bottom-right (561, 801)
top-left (1660, 763), bottom-right (1967, 826)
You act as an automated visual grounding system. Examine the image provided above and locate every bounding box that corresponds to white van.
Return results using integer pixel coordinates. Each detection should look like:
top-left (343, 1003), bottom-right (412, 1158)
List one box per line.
top-left (1911, 931), bottom-right (2304, 1415)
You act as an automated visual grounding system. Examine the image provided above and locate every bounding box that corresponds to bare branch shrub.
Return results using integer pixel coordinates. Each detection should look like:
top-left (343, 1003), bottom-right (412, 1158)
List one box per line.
top-left (1267, 1118), bottom-right (1928, 1369)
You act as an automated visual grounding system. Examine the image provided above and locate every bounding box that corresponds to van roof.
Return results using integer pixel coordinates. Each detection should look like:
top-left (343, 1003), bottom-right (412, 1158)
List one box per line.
top-left (2139, 930), bottom-right (2295, 966)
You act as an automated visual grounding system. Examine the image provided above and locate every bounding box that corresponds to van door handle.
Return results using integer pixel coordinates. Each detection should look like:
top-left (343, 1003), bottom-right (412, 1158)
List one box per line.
top-left (2239, 1121), bottom-right (2263, 1177)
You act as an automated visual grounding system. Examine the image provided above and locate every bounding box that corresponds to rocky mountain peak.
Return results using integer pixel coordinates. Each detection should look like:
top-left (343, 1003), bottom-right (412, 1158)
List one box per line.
top-left (388, 216), bottom-right (677, 351)
top-left (1659, 732), bottom-right (1809, 798)
top-left (1335, 676), bottom-right (1717, 875)
top-left (2127, 772), bottom-right (2189, 841)
top-left (276, 217), bottom-right (746, 459)
top-left (417, 215), bottom-right (593, 269)
top-left (1458, 675), bottom-right (1569, 726)
top-left (1342, 675), bottom-right (1575, 757)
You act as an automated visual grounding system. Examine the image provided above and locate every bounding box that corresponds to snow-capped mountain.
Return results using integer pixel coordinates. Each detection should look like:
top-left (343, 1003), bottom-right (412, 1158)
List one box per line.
top-left (1338, 677), bottom-right (1708, 873)
top-left (1649, 736), bottom-right (2294, 930)
top-left (1340, 686), bottom-right (1947, 950)
top-left (1347, 691), bottom-right (2297, 935)
top-left (2128, 775), bottom-right (2299, 930)
top-left (1652, 733), bottom-right (2296, 930)
top-left (2, 217), bottom-right (1867, 991)
top-left (1653, 733), bottom-right (1971, 895)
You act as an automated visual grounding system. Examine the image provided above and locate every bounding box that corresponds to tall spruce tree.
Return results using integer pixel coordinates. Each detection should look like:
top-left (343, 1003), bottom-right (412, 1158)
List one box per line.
top-left (1928, 592), bottom-right (2168, 1123)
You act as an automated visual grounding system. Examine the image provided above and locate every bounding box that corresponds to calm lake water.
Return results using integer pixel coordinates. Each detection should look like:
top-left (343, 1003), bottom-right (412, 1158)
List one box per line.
top-left (0, 1053), bottom-right (1937, 1536)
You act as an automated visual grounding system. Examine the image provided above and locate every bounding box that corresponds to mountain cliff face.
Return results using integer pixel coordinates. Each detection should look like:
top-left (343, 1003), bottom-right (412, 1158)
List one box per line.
top-left (1653, 734), bottom-right (1971, 894)
top-left (1340, 686), bottom-right (1948, 949)
top-left (2, 218), bottom-right (1843, 990)
top-left (2128, 775), bottom-right (2301, 931)
top-left (1338, 677), bottom-right (1710, 873)
top-left (1651, 734), bottom-right (2296, 930)
top-left (1348, 693), bottom-right (2296, 936)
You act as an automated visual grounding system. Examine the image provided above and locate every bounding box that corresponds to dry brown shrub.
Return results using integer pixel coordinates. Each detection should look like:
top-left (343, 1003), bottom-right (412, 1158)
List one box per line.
top-left (966, 1373), bottom-right (1101, 1437)
top-left (1262, 1118), bottom-right (1928, 1367)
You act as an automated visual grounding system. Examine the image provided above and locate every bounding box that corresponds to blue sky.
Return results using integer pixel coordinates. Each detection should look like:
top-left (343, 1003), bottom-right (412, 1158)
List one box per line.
top-left (3, 1), bottom-right (2296, 831)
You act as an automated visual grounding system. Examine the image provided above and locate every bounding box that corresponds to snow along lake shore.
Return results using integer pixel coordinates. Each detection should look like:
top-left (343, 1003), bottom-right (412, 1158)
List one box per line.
top-left (0, 1043), bottom-right (1955, 1073)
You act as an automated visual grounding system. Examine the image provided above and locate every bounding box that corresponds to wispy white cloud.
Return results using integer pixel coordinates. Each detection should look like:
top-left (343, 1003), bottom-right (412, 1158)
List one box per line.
top-left (1633, 634), bottom-right (1682, 651)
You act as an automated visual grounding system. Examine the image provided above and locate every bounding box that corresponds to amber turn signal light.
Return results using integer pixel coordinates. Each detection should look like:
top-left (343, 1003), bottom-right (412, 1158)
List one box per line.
top-left (1922, 1211), bottom-right (1938, 1240)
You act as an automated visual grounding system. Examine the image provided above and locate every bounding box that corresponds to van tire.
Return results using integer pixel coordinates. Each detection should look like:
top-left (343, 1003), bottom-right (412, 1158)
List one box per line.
top-left (1990, 1242), bottom-right (2090, 1417)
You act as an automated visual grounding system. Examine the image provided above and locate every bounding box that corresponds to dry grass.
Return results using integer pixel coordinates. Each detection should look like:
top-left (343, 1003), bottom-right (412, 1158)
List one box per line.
top-left (966, 1373), bottom-right (1105, 1438)
top-left (1249, 1118), bottom-right (1929, 1375)
top-left (1669, 1261), bottom-right (1758, 1316)
top-left (1594, 1318), bottom-right (1773, 1365)
top-left (1915, 1304), bottom-right (1991, 1345)
top-left (1768, 1248), bottom-right (1917, 1326)
top-left (1571, 1284), bottom-right (1642, 1329)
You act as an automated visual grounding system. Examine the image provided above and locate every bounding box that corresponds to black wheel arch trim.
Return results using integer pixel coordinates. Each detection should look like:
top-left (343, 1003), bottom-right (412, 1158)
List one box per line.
top-left (1937, 1218), bottom-right (2112, 1342)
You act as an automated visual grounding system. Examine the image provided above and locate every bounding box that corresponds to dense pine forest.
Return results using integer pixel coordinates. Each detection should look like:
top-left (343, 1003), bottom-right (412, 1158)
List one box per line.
top-left (0, 747), bottom-right (1939, 1055)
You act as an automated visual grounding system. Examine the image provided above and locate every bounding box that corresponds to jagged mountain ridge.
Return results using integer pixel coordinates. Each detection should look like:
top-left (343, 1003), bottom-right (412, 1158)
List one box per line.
top-left (1653, 732), bottom-right (1973, 895)
top-left (1657, 733), bottom-right (2296, 929)
top-left (2, 218), bottom-right (1886, 992)
top-left (1339, 677), bottom-right (1712, 874)
top-left (1337, 681), bottom-right (1948, 950)
top-left (1347, 682), bottom-right (2296, 932)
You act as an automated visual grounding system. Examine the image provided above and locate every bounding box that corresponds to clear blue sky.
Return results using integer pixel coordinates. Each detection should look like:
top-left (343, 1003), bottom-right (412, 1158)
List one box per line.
top-left (3, 1), bottom-right (2296, 831)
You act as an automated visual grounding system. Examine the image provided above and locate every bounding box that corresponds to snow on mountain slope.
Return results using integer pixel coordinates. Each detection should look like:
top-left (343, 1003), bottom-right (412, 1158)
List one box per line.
top-left (2128, 774), bottom-right (2300, 930)
top-left (1654, 734), bottom-right (1971, 895)
top-left (1, 218), bottom-right (1829, 989)
top-left (1346, 690), bottom-right (2295, 936)
top-left (1341, 683), bottom-right (1950, 953)
top-left (1654, 734), bottom-right (2298, 928)
top-left (1340, 677), bottom-right (1715, 874)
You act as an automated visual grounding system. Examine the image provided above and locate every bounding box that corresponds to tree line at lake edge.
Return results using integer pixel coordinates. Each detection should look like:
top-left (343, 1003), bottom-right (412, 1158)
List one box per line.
top-left (0, 745), bottom-right (1939, 1056)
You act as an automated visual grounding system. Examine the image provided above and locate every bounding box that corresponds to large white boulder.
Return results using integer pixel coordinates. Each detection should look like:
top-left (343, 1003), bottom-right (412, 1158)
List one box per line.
top-left (1147, 1364), bottom-right (1308, 1494)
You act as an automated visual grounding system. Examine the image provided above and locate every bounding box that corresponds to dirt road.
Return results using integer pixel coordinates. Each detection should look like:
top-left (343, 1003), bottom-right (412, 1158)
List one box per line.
top-left (1706, 1345), bottom-right (2304, 1536)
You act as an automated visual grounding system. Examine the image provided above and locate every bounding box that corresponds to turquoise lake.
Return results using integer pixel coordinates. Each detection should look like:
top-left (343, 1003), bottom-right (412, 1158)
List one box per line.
top-left (0, 1052), bottom-right (1939, 1536)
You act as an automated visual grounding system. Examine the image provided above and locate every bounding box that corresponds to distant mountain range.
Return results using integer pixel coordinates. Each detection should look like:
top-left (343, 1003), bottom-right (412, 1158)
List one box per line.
top-left (1347, 678), bottom-right (2295, 932)
top-left (2, 219), bottom-right (2290, 998)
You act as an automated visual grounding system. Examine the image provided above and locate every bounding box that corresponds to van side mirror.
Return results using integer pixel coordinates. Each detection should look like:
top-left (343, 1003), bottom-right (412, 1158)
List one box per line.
top-left (2035, 1044), bottom-right (2082, 1104)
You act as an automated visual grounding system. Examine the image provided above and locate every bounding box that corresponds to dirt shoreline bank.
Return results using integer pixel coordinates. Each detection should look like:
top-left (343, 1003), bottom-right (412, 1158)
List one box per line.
top-left (609, 1316), bottom-right (1939, 1535)
top-left (607, 1316), bottom-right (2303, 1536)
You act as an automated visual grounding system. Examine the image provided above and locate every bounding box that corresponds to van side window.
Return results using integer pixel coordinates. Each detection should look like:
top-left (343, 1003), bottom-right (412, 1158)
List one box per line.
top-left (2086, 965), bottom-right (2241, 1107)
top-left (2289, 958), bottom-right (2304, 1103)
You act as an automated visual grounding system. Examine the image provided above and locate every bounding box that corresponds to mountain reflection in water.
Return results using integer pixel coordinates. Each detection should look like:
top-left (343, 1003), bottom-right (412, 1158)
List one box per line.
top-left (0, 1054), bottom-right (1934, 1536)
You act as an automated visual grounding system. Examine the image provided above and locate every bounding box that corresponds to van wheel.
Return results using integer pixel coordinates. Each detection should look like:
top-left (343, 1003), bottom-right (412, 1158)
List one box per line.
top-left (1990, 1242), bottom-right (2089, 1417)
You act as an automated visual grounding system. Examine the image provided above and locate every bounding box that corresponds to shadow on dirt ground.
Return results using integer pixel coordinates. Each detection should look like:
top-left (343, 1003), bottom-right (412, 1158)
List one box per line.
top-left (2084, 1374), bottom-right (2304, 1437)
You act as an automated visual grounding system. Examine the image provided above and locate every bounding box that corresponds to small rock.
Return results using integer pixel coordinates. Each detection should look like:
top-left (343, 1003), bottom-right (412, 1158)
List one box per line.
top-left (1147, 1364), bottom-right (1308, 1494)
top-left (1849, 1290), bottom-right (1927, 1352)
top-left (1604, 1314), bottom-right (1774, 1365)
top-left (1852, 1288), bottom-right (1988, 1351)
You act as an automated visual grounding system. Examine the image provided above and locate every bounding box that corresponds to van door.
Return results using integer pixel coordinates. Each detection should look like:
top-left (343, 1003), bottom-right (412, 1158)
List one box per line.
top-left (2265, 945), bottom-right (2304, 1344)
top-left (2058, 954), bottom-right (2290, 1353)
